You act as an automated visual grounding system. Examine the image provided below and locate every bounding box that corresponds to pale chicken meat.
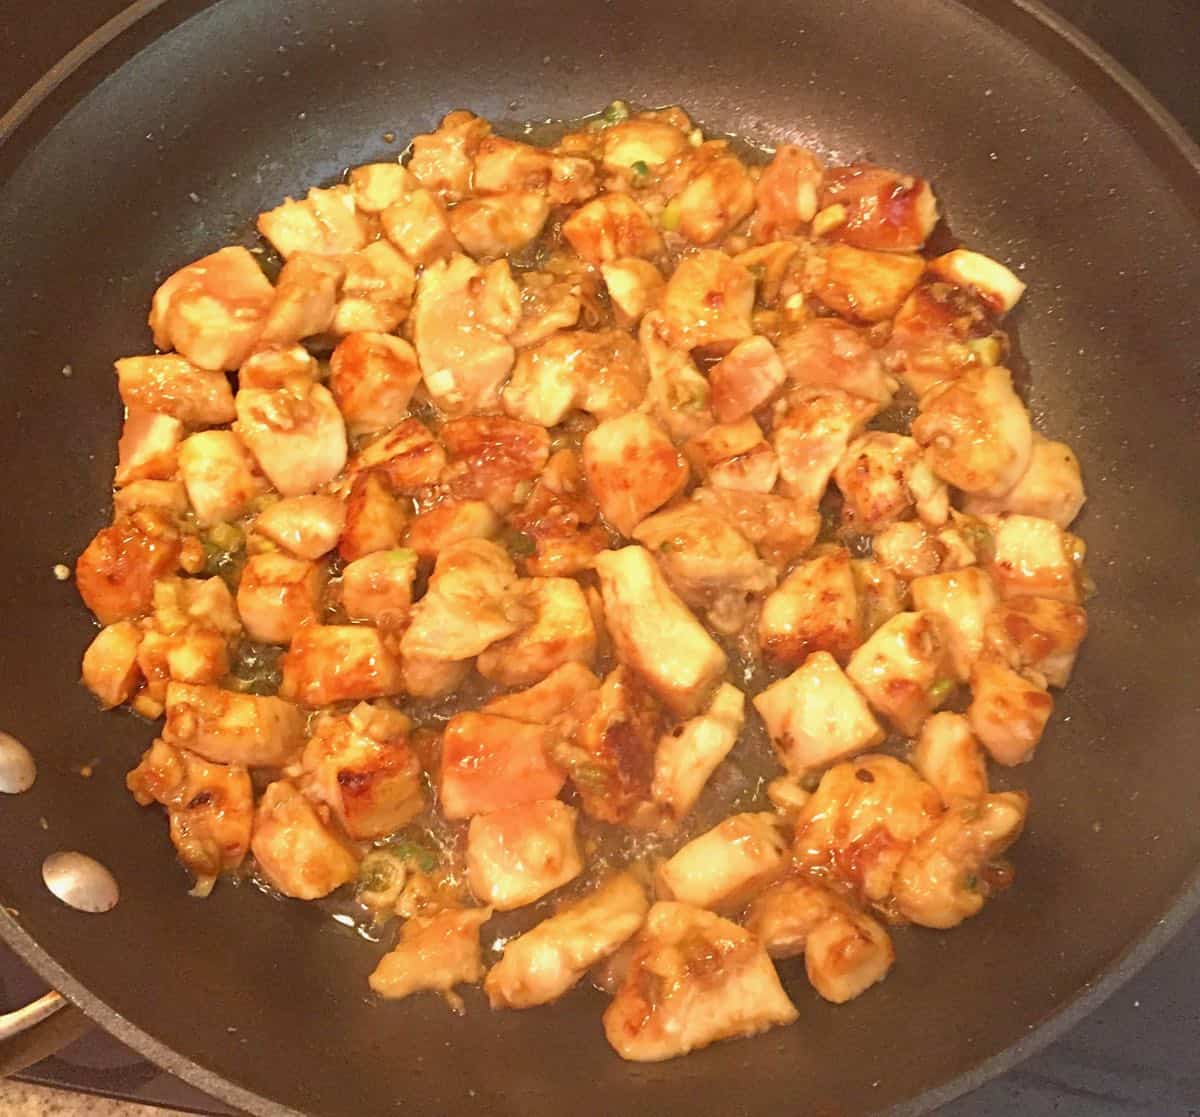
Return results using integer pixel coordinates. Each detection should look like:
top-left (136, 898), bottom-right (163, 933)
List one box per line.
top-left (871, 520), bottom-right (943, 581)
top-left (279, 625), bottom-right (404, 708)
top-left (258, 253), bottom-right (343, 346)
top-left (252, 495), bottom-right (345, 560)
top-left (177, 429), bottom-right (264, 526)
top-left (482, 662), bottom-right (601, 725)
top-left (235, 553), bottom-right (325, 646)
top-left (818, 163), bottom-right (939, 253)
top-left (582, 413), bottom-right (688, 537)
top-left (910, 712), bottom-right (989, 806)
top-left (752, 145), bottom-right (823, 240)
top-left (235, 383), bottom-right (347, 498)
top-left (677, 155), bottom-right (755, 245)
top-left (967, 659), bottom-right (1053, 766)
top-left (115, 409), bottom-right (183, 487)
top-left (160, 682), bottom-right (302, 768)
top-left (466, 799), bottom-right (582, 910)
top-left (81, 621), bottom-right (143, 709)
top-left (691, 487), bottom-right (820, 569)
top-left (407, 110), bottom-right (491, 201)
top-left (963, 434), bottom-right (1086, 528)
top-left (776, 317), bottom-right (896, 404)
top-left (983, 512), bottom-right (1082, 604)
top-left (381, 188), bottom-right (461, 266)
top-left (851, 556), bottom-right (911, 636)
top-left (449, 191), bottom-right (550, 258)
top-left (369, 906), bottom-right (492, 1002)
top-left (346, 161), bottom-right (416, 213)
top-left (340, 549), bottom-right (418, 627)
top-left (833, 432), bottom-right (949, 532)
top-left (600, 258), bottom-right (665, 327)
top-left (685, 417), bottom-right (779, 496)
top-left (983, 596), bottom-right (1088, 689)
top-left (657, 813), bottom-right (787, 912)
top-left (115, 355), bottom-right (236, 427)
top-left (708, 336), bottom-right (787, 425)
top-left (600, 117), bottom-right (689, 172)
top-left (562, 191), bottom-right (664, 267)
top-left (330, 240), bottom-right (416, 335)
top-left (405, 500), bottom-right (500, 560)
top-left (772, 386), bottom-right (880, 507)
top-left (927, 249), bottom-right (1026, 316)
top-left (638, 310), bottom-right (717, 443)
top-left (757, 547), bottom-right (863, 668)
top-left (652, 683), bottom-right (744, 822)
top-left (910, 567), bottom-right (999, 682)
top-left (250, 780), bottom-right (359, 900)
top-left (257, 185), bottom-right (367, 259)
top-left (659, 249), bottom-right (755, 352)
top-left (238, 343), bottom-right (321, 390)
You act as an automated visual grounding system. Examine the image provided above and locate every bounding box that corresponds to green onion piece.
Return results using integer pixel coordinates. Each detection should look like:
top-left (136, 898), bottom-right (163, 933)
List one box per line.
top-left (602, 100), bottom-right (630, 125)
top-left (386, 837), bottom-right (438, 874)
top-left (505, 530), bottom-right (537, 557)
top-left (928, 678), bottom-right (955, 705)
top-left (661, 197), bottom-right (682, 232)
top-left (963, 872), bottom-right (980, 892)
top-left (630, 159), bottom-right (650, 182)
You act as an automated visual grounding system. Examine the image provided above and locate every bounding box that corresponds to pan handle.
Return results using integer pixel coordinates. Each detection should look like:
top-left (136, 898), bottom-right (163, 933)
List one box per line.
top-left (0, 990), bottom-right (92, 1076)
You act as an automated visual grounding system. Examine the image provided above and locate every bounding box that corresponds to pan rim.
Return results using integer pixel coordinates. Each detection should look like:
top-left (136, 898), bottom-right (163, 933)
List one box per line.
top-left (0, 1), bottom-right (1197, 1114)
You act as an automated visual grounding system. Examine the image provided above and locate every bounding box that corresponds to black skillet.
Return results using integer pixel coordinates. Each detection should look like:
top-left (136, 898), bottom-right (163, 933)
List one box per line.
top-left (0, 0), bottom-right (1198, 1114)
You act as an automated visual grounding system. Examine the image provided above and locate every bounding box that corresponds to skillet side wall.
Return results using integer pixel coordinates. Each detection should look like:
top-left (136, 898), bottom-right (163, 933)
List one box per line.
top-left (0, 0), bottom-right (1197, 1114)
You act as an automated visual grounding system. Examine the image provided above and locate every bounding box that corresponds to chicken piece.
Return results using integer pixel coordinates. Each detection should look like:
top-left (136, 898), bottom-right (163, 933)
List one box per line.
top-left (776, 317), bottom-right (896, 404)
top-left (81, 621), bottom-right (143, 708)
top-left (440, 712), bottom-right (566, 820)
top-left (449, 191), bottom-right (550, 258)
top-left (594, 547), bottom-right (727, 718)
top-left (562, 192), bottom-right (663, 267)
top-left (771, 387), bottom-right (879, 507)
top-left (401, 653), bottom-right (470, 700)
top-left (473, 136), bottom-right (597, 205)
top-left (658, 813), bottom-right (786, 912)
top-left (708, 336), bottom-right (787, 424)
top-left (162, 576), bottom-right (242, 638)
top-left (234, 553), bottom-right (323, 645)
top-left (871, 521), bottom-right (943, 581)
top-left (819, 163), bottom-right (939, 253)
top-left (967, 659), bottom-right (1053, 766)
top-left (250, 780), bottom-right (359, 900)
top-left (279, 625), bottom-right (403, 708)
top-left (601, 258), bottom-right (665, 328)
top-left (732, 240), bottom-right (802, 308)
top-left (345, 417), bottom-right (446, 497)
top-left (633, 502), bottom-right (776, 636)
top-left (301, 703), bottom-right (424, 840)
top-left (477, 577), bottom-right (597, 687)
top-left (910, 711), bottom-right (989, 805)
top-left (910, 567), bottom-right (999, 682)
top-left (753, 145), bottom-right (824, 240)
top-left (745, 877), bottom-right (894, 1003)
top-left (113, 479), bottom-right (188, 518)
top-left (983, 596), bottom-right (1088, 689)
top-left (984, 513), bottom-right (1082, 604)
top-left (258, 253), bottom-right (344, 346)
top-left (486, 871), bottom-right (648, 1009)
top-left (347, 161), bottom-right (415, 213)
top-left (507, 449), bottom-right (607, 577)
top-left (257, 183), bottom-right (367, 258)
top-left (603, 901), bottom-right (797, 1062)
top-left (846, 611), bottom-right (954, 736)
top-left (381, 187), bottom-right (461, 266)
top-left (927, 249), bottom-right (1025, 315)
top-left (685, 417), bottom-right (778, 495)
top-left (894, 791), bottom-right (1028, 928)
top-left (369, 906), bottom-right (492, 1002)
top-left (162, 682), bottom-right (304, 767)
top-left (405, 501), bottom-right (499, 560)
top-left (660, 249), bottom-right (755, 353)
top-left (331, 240), bottom-right (416, 335)
top-left (639, 311), bottom-right (716, 443)
top-left (114, 409), bottom-right (182, 487)
top-left (146, 627), bottom-right (230, 688)
top-left (962, 434), bottom-right (1086, 529)
top-left (582, 413), bottom-right (687, 537)
top-left (127, 739), bottom-right (253, 892)
top-left (806, 243), bottom-right (925, 323)
top-left (235, 383), bottom-right (347, 497)
top-left (241, 347), bottom-right (321, 395)
top-left (482, 663), bottom-right (600, 724)
top-left (793, 755), bottom-right (943, 903)
top-left (503, 329), bottom-right (649, 427)
top-left (115, 354), bottom-right (236, 428)
top-left (341, 549), bottom-right (418, 627)
top-left (757, 548), bottom-right (862, 668)
top-left (677, 155), bottom-right (755, 244)
top-left (599, 117), bottom-right (688, 172)
top-left (75, 514), bottom-right (181, 625)
top-left (509, 271), bottom-right (584, 349)
top-left (407, 110), bottom-right (491, 202)
top-left (401, 539), bottom-right (524, 661)
top-left (175, 430), bottom-right (261, 526)
top-left (149, 246), bottom-right (275, 370)
top-left (252, 495), bottom-right (345, 560)
top-left (834, 432), bottom-right (948, 532)
top-left (851, 557), bottom-right (910, 636)
top-left (691, 488), bottom-right (820, 569)
top-left (441, 416), bottom-right (551, 514)
top-left (338, 473), bottom-right (408, 561)
top-left (652, 684), bottom-right (744, 823)
top-left (466, 800), bottom-right (582, 911)
top-left (412, 254), bottom-right (519, 415)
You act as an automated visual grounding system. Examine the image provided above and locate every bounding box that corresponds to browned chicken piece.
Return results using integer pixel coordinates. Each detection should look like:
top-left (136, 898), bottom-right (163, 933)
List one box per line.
top-left (238, 344), bottom-right (320, 391)
top-left (562, 192), bottom-right (664, 266)
top-left (279, 625), bottom-right (404, 708)
top-left (593, 547), bottom-right (728, 718)
top-left (344, 417), bottom-right (446, 497)
top-left (177, 430), bottom-right (264, 526)
top-left (967, 658), bottom-right (1053, 766)
top-left (806, 242), bottom-right (925, 323)
top-left (600, 117), bottom-right (689, 173)
top-left (235, 383), bottom-right (347, 498)
top-left (509, 269), bottom-right (584, 348)
top-left (149, 246), bottom-right (275, 370)
top-left (872, 521), bottom-right (943, 581)
top-left (347, 162), bottom-right (416, 213)
top-left (405, 500), bottom-right (500, 560)
top-left (341, 549), bottom-right (418, 627)
top-left (162, 682), bottom-right (305, 767)
top-left (477, 577), bottom-right (597, 687)
top-left (449, 191), bottom-right (550, 257)
top-left (482, 662), bottom-right (601, 724)
top-left (983, 596), bottom-right (1088, 689)
top-left (658, 813), bottom-right (787, 912)
top-left (466, 799), bottom-right (583, 911)
top-left (962, 433), bottom-right (1086, 529)
top-left (235, 553), bottom-right (325, 645)
top-left (600, 258), bottom-right (665, 328)
top-left (638, 310), bottom-right (717, 443)
top-left (508, 448), bottom-right (609, 578)
top-left (833, 432), bottom-right (949, 532)
top-left (732, 240), bottom-right (802, 307)
top-left (331, 241), bottom-right (416, 336)
top-left (369, 906), bottom-right (493, 1002)
top-left (983, 513), bottom-right (1083, 604)
top-left (138, 627), bottom-right (229, 693)
top-left (441, 415), bottom-right (551, 514)
top-left (660, 249), bottom-right (755, 353)
top-left (473, 135), bottom-right (597, 204)
top-left (708, 336), bottom-right (787, 424)
top-left (257, 185), bottom-right (367, 258)
top-left (685, 417), bottom-right (779, 495)
top-left (652, 683), bottom-right (744, 822)
top-left (818, 163), bottom-right (939, 253)
top-left (381, 188), bottom-right (461, 266)
top-left (338, 473), bottom-right (409, 561)
top-left (691, 487), bottom-right (820, 569)
top-left (250, 780), bottom-right (360, 900)
top-left (852, 557), bottom-right (911, 636)
top-left (757, 547), bottom-right (862, 668)
top-left (115, 354), bottom-right (235, 427)
top-left (910, 711), bottom-right (989, 806)
top-left (75, 512), bottom-right (181, 625)
top-left (771, 386), bottom-right (880, 507)
top-left (407, 110), bottom-right (491, 202)
top-left (603, 901), bottom-right (797, 1062)
top-left (81, 621), bottom-right (143, 708)
top-left (911, 567), bottom-right (999, 681)
top-left (677, 155), bottom-right (755, 244)
top-left (927, 249), bottom-right (1026, 316)
top-left (301, 702), bottom-right (424, 840)
top-left (253, 495), bottom-right (345, 560)
top-left (127, 738), bottom-right (253, 895)
top-left (744, 877), bottom-right (894, 1004)
top-left (776, 317), bottom-right (896, 404)
top-left (583, 413), bottom-right (687, 537)
top-left (401, 654), bottom-right (470, 701)
top-left (258, 254), bottom-right (344, 347)
top-left (115, 410), bottom-right (183, 487)
top-left (752, 145), bottom-right (824, 240)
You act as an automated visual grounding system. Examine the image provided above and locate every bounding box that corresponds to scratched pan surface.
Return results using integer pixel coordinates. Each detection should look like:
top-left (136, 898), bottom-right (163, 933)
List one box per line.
top-left (0, 0), bottom-right (1198, 1114)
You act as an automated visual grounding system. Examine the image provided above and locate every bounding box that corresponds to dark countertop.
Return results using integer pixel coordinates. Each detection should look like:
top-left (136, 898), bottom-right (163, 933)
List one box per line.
top-left (0, 2), bottom-right (1196, 1115)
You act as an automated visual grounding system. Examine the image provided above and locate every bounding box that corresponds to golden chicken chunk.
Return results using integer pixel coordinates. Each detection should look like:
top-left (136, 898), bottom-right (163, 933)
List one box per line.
top-left (927, 248), bottom-right (1026, 316)
top-left (833, 432), bottom-right (948, 532)
top-left (250, 780), bottom-right (359, 900)
top-left (757, 547), bottom-right (863, 668)
top-left (660, 249), bottom-right (755, 352)
top-left (252, 495), bottom-right (345, 560)
top-left (347, 161), bottom-right (415, 213)
top-left (235, 383), bottom-right (347, 498)
top-left (677, 155), bottom-right (755, 244)
top-left (658, 813), bottom-right (787, 912)
top-left (983, 512), bottom-right (1083, 604)
top-left (116, 354), bottom-right (236, 428)
top-left (967, 658), bottom-right (1053, 766)
top-left (691, 487), bottom-right (820, 569)
top-left (638, 310), bottom-right (717, 442)
top-left (466, 799), bottom-right (582, 911)
top-left (235, 553), bottom-right (325, 645)
top-left (482, 662), bottom-right (601, 724)
top-left (652, 683), bottom-right (744, 823)
top-left (601, 258), bottom-right (665, 328)
top-left (909, 566), bottom-right (998, 682)
top-left (776, 317), bottom-right (895, 403)
top-left (753, 145), bottom-right (823, 240)
top-left (440, 415), bottom-right (551, 514)
top-left (381, 187), bottom-right (461, 266)
top-left (161, 682), bottom-right (305, 767)
top-left (338, 473), bottom-right (408, 562)
top-left (238, 343), bottom-right (321, 391)
top-left (331, 240), bottom-right (416, 335)
top-left (962, 433), bottom-right (1085, 529)
top-left (279, 626), bottom-right (404, 708)
top-left (369, 906), bottom-right (492, 1002)
top-left (477, 577), bottom-right (597, 687)
top-left (81, 621), bottom-right (143, 709)
top-left (771, 386), bottom-right (879, 507)
top-left (344, 417), bottom-right (447, 497)
top-left (341, 549), bottom-right (418, 627)
top-left (114, 409), bottom-right (182, 487)
top-left (601, 117), bottom-right (689, 172)
top-left (257, 185), bottom-right (367, 258)
top-left (407, 109), bottom-right (491, 201)
top-left (404, 500), bottom-right (500, 560)
top-left (449, 191), bottom-right (550, 257)
top-left (983, 596), bottom-right (1088, 689)
top-left (685, 417), bottom-right (779, 495)
top-left (583, 413), bottom-right (687, 537)
top-left (708, 336), bottom-right (788, 424)
top-left (910, 712), bottom-right (989, 806)
top-left (75, 514), bottom-right (181, 625)
top-left (178, 429), bottom-right (264, 526)
top-left (807, 242), bottom-right (925, 324)
top-left (563, 192), bottom-right (664, 267)
top-left (819, 163), bottom-right (939, 253)
top-left (258, 254), bottom-right (343, 347)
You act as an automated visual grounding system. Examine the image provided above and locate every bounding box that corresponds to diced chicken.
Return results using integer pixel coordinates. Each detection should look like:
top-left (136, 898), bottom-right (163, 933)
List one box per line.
top-left (347, 161), bottom-right (415, 213)
top-left (253, 495), bottom-right (345, 560)
top-left (381, 189), bottom-right (460, 268)
top-left (819, 164), bottom-right (939, 252)
top-left (235, 383), bottom-right (347, 497)
top-left (744, 877), bottom-right (894, 1003)
top-left (477, 577), bottom-right (597, 687)
top-left (691, 487), bottom-right (820, 569)
top-left (161, 576), bottom-right (242, 638)
top-left (967, 659), bottom-right (1053, 766)
top-left (894, 792), bottom-right (1028, 928)
top-left (633, 502), bottom-right (776, 636)
top-left (239, 345), bottom-right (321, 392)
top-left (486, 871), bottom-right (649, 1009)
top-left (162, 682), bottom-right (305, 767)
top-left (439, 712), bottom-right (566, 820)
top-left (127, 739), bottom-right (253, 890)
top-left (757, 548), bottom-right (862, 668)
top-left (257, 185), bottom-right (367, 258)
top-left (113, 480), bottom-right (189, 518)
top-left (753, 145), bottom-right (824, 240)
top-left (76, 513), bottom-right (181, 625)
top-left (603, 901), bottom-right (797, 1062)
top-left (507, 448), bottom-right (608, 577)
top-left (910, 567), bottom-right (998, 682)
top-left (733, 240), bottom-right (802, 307)
top-left (400, 653), bottom-right (470, 700)
top-left (658, 813), bottom-right (786, 912)
top-left (146, 627), bottom-right (229, 688)
top-left (851, 557), bottom-right (911, 636)
top-left (441, 415), bottom-right (551, 513)
top-left (685, 417), bottom-right (777, 494)
top-left (407, 110), bottom-right (491, 201)
top-left (258, 254), bottom-right (344, 346)
top-left (235, 553), bottom-right (324, 645)
top-left (983, 596), bottom-right (1088, 689)
top-left (793, 755), bottom-right (943, 903)
top-left (449, 191), bottom-right (550, 257)
top-left (301, 703), bottom-right (424, 840)
top-left (250, 780), bottom-right (359, 900)
top-left (331, 240), bottom-right (416, 335)
top-left (600, 258), bottom-right (665, 327)
top-left (660, 250), bottom-right (755, 352)
top-left (369, 906), bottom-right (492, 1001)
top-left (639, 311), bottom-right (716, 442)
top-left (149, 247), bottom-right (274, 370)
top-left (327, 332), bottom-right (421, 436)
top-left (115, 409), bottom-right (183, 487)
top-left (910, 711), bottom-right (989, 805)
top-left (601, 118), bottom-right (689, 172)
top-left (405, 500), bottom-right (500, 560)
top-left (115, 355), bottom-right (236, 427)
top-left (708, 336), bottom-right (787, 424)
top-left (833, 432), bottom-right (948, 532)
top-left (279, 625), bottom-right (404, 708)
top-left (871, 521), bottom-right (943, 580)
top-left (806, 243), bottom-right (925, 323)
top-left (652, 683), bottom-right (745, 822)
top-left (562, 192), bottom-right (664, 267)
top-left (984, 513), bottom-right (1082, 603)
top-left (341, 549), bottom-right (418, 627)
top-left (482, 662), bottom-right (601, 724)
top-left (772, 388), bottom-right (876, 507)
top-left (467, 800), bottom-right (582, 911)
top-left (594, 547), bottom-right (727, 717)
top-left (510, 269), bottom-right (585, 347)
top-left (81, 621), bottom-right (143, 708)
top-left (765, 775), bottom-right (811, 818)
top-left (583, 413), bottom-right (687, 537)
top-left (473, 136), bottom-right (597, 205)
top-left (338, 473), bottom-right (408, 561)
top-left (345, 417), bottom-right (446, 497)
top-left (677, 156), bottom-right (755, 244)
top-left (928, 249), bottom-right (1025, 315)
top-left (962, 434), bottom-right (1086, 528)
top-left (177, 430), bottom-right (262, 526)
top-left (777, 320), bottom-right (894, 407)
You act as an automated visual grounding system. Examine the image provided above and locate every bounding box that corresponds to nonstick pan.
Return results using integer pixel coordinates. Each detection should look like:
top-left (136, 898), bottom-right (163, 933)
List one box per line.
top-left (1, 1), bottom-right (1198, 1114)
